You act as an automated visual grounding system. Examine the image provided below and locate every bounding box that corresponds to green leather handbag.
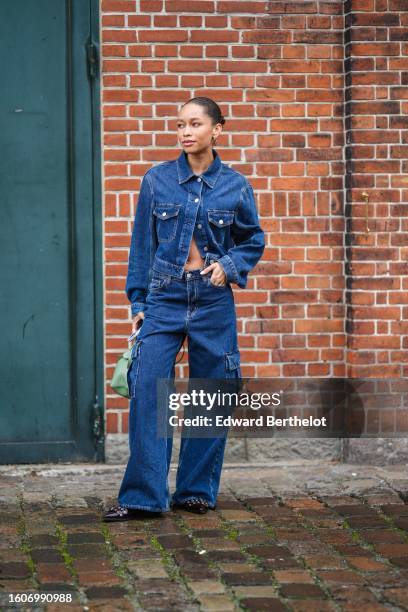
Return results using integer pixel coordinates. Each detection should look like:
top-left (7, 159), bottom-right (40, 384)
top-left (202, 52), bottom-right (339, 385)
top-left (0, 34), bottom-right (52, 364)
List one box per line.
top-left (110, 323), bottom-right (186, 399)
top-left (110, 340), bottom-right (135, 399)
top-left (110, 323), bottom-right (143, 399)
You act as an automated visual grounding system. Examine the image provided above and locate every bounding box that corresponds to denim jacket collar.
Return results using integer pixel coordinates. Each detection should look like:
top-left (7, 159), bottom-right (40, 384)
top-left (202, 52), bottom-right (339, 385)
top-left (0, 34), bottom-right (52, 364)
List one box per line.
top-left (176, 148), bottom-right (222, 189)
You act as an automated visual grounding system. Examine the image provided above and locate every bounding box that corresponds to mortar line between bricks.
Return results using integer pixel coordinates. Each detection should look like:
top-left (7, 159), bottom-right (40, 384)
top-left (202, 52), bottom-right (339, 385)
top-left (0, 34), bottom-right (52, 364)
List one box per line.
top-left (148, 529), bottom-right (202, 609)
top-left (17, 494), bottom-right (40, 594)
top-left (100, 520), bottom-right (143, 610)
top-left (53, 518), bottom-right (89, 607)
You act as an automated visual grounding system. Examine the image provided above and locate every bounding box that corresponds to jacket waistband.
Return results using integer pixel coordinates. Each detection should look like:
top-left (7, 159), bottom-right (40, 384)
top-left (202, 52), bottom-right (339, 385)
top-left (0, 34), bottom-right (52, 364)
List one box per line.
top-left (152, 252), bottom-right (221, 280)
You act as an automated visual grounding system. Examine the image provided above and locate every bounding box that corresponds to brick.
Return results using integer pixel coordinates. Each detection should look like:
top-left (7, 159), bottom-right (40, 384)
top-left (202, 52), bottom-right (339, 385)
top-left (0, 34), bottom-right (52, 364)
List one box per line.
top-left (127, 560), bottom-right (168, 579)
top-left (317, 570), bottom-right (365, 584)
top-left (303, 555), bottom-right (347, 570)
top-left (262, 557), bottom-right (302, 570)
top-left (198, 594), bottom-right (235, 611)
top-left (274, 570), bottom-right (315, 584)
top-left (200, 539), bottom-right (241, 551)
top-left (239, 598), bottom-right (287, 611)
top-left (0, 562), bottom-right (31, 579)
top-left (346, 516), bottom-right (388, 529)
top-left (279, 583), bottom-right (326, 598)
top-left (329, 584), bottom-right (378, 602)
top-left (219, 509), bottom-right (257, 521)
top-left (191, 529), bottom-right (226, 538)
top-left (110, 533), bottom-right (151, 547)
top-left (85, 585), bottom-right (128, 599)
top-left (59, 513), bottom-right (99, 525)
top-left (389, 557), bottom-right (408, 568)
top-left (381, 504), bottom-right (408, 516)
top-left (289, 602), bottom-right (335, 611)
top-left (385, 588), bottom-right (408, 607)
top-left (67, 532), bottom-right (105, 544)
top-left (248, 545), bottom-right (293, 559)
top-left (36, 563), bottom-right (73, 583)
top-left (375, 543), bottom-right (408, 556)
top-left (223, 572), bottom-right (272, 586)
top-left (156, 534), bottom-right (192, 549)
top-left (67, 544), bottom-right (108, 558)
top-left (207, 550), bottom-right (245, 562)
top-left (31, 549), bottom-right (63, 564)
top-left (359, 529), bottom-right (405, 544)
top-left (345, 556), bottom-right (387, 571)
top-left (189, 580), bottom-right (226, 595)
top-left (333, 505), bottom-right (378, 516)
top-left (30, 534), bottom-right (59, 547)
top-left (73, 558), bottom-right (112, 573)
top-left (218, 562), bottom-right (258, 573)
top-left (77, 571), bottom-right (123, 585)
top-left (232, 586), bottom-right (278, 598)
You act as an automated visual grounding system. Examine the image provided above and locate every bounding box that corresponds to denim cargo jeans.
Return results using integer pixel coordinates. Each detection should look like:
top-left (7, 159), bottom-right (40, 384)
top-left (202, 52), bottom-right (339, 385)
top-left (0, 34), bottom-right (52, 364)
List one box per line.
top-left (118, 258), bottom-right (242, 511)
top-left (118, 149), bottom-right (265, 511)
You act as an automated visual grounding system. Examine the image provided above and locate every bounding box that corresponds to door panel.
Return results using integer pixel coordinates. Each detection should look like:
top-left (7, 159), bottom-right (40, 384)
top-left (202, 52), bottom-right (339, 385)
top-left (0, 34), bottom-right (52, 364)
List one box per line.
top-left (0, 0), bottom-right (102, 462)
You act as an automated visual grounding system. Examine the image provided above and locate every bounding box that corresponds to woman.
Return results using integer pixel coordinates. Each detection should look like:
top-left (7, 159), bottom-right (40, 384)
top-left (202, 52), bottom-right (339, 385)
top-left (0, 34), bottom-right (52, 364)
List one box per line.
top-left (103, 97), bottom-right (265, 522)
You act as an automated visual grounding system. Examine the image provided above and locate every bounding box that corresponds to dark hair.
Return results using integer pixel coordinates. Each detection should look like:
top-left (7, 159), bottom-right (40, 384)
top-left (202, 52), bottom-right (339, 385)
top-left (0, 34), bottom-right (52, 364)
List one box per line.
top-left (181, 97), bottom-right (226, 126)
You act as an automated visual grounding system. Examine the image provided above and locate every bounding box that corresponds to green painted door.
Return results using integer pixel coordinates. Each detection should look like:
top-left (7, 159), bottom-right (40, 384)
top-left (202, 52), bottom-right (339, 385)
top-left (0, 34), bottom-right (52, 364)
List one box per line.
top-left (0, 0), bottom-right (103, 462)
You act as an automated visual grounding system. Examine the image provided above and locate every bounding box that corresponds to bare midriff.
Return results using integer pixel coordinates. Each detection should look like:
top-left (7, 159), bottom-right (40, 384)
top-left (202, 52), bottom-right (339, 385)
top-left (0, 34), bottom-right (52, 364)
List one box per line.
top-left (183, 235), bottom-right (205, 271)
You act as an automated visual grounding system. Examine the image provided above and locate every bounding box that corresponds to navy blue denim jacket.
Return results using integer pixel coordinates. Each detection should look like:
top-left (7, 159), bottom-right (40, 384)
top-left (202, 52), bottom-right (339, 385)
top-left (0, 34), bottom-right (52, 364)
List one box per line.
top-left (126, 149), bottom-right (265, 316)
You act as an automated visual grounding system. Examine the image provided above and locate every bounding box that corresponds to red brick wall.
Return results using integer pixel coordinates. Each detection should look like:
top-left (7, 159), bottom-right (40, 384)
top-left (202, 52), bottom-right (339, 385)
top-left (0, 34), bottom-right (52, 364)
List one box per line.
top-left (345, 0), bottom-right (408, 378)
top-left (101, 0), bottom-right (407, 436)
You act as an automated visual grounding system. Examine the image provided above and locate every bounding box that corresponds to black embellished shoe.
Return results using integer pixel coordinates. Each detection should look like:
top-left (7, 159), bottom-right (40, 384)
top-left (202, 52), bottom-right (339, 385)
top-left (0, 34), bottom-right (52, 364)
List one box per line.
top-left (171, 497), bottom-right (210, 514)
top-left (102, 504), bottom-right (162, 522)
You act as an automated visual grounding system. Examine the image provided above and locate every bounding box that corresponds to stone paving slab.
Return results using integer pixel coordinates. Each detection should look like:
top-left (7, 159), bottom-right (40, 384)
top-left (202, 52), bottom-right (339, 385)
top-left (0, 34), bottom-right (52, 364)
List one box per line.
top-left (0, 461), bottom-right (407, 611)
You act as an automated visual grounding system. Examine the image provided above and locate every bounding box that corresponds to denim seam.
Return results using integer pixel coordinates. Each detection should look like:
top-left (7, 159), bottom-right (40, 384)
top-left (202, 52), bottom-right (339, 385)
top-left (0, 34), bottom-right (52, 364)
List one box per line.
top-left (208, 439), bottom-right (224, 507)
top-left (130, 339), bottom-right (143, 399)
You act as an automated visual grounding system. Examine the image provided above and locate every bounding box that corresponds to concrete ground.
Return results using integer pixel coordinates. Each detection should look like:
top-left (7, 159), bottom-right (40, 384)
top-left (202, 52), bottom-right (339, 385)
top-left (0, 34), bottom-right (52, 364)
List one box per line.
top-left (0, 460), bottom-right (407, 611)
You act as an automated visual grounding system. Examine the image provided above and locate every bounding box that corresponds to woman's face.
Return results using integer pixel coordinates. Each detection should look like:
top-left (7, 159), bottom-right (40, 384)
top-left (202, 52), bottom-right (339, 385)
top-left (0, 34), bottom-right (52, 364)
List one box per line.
top-left (177, 103), bottom-right (222, 154)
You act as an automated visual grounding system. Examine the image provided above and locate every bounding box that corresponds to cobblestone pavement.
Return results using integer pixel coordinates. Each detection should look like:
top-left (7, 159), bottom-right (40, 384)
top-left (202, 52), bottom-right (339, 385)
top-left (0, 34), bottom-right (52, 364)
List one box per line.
top-left (0, 460), bottom-right (408, 611)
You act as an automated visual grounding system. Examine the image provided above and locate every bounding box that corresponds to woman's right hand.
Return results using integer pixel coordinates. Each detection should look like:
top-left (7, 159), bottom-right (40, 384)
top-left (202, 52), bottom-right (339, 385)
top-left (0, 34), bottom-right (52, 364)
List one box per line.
top-left (132, 312), bottom-right (145, 334)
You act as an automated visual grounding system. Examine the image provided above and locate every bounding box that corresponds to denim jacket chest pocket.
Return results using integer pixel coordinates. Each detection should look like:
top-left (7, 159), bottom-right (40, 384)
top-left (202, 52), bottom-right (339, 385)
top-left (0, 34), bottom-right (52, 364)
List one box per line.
top-left (207, 209), bottom-right (235, 247)
top-left (153, 203), bottom-right (181, 242)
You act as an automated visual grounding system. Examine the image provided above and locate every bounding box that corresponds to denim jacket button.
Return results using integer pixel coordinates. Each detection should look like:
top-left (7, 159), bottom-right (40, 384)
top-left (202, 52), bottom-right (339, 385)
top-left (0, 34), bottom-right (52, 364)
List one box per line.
top-left (204, 246), bottom-right (208, 251)
top-left (194, 198), bottom-right (199, 203)
top-left (162, 212), bottom-right (167, 216)
top-left (197, 223), bottom-right (202, 229)
top-left (197, 177), bottom-right (202, 182)
top-left (219, 219), bottom-right (224, 224)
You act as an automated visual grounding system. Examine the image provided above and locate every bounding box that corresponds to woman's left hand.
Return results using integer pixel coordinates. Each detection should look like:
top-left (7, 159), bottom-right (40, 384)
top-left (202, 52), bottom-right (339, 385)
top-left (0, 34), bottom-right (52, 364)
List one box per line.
top-left (200, 261), bottom-right (227, 286)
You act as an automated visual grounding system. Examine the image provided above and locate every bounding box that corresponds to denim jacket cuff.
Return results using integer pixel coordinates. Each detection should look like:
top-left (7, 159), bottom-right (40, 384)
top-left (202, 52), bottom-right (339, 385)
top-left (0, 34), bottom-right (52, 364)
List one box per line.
top-left (131, 301), bottom-right (147, 316)
top-left (217, 255), bottom-right (239, 285)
